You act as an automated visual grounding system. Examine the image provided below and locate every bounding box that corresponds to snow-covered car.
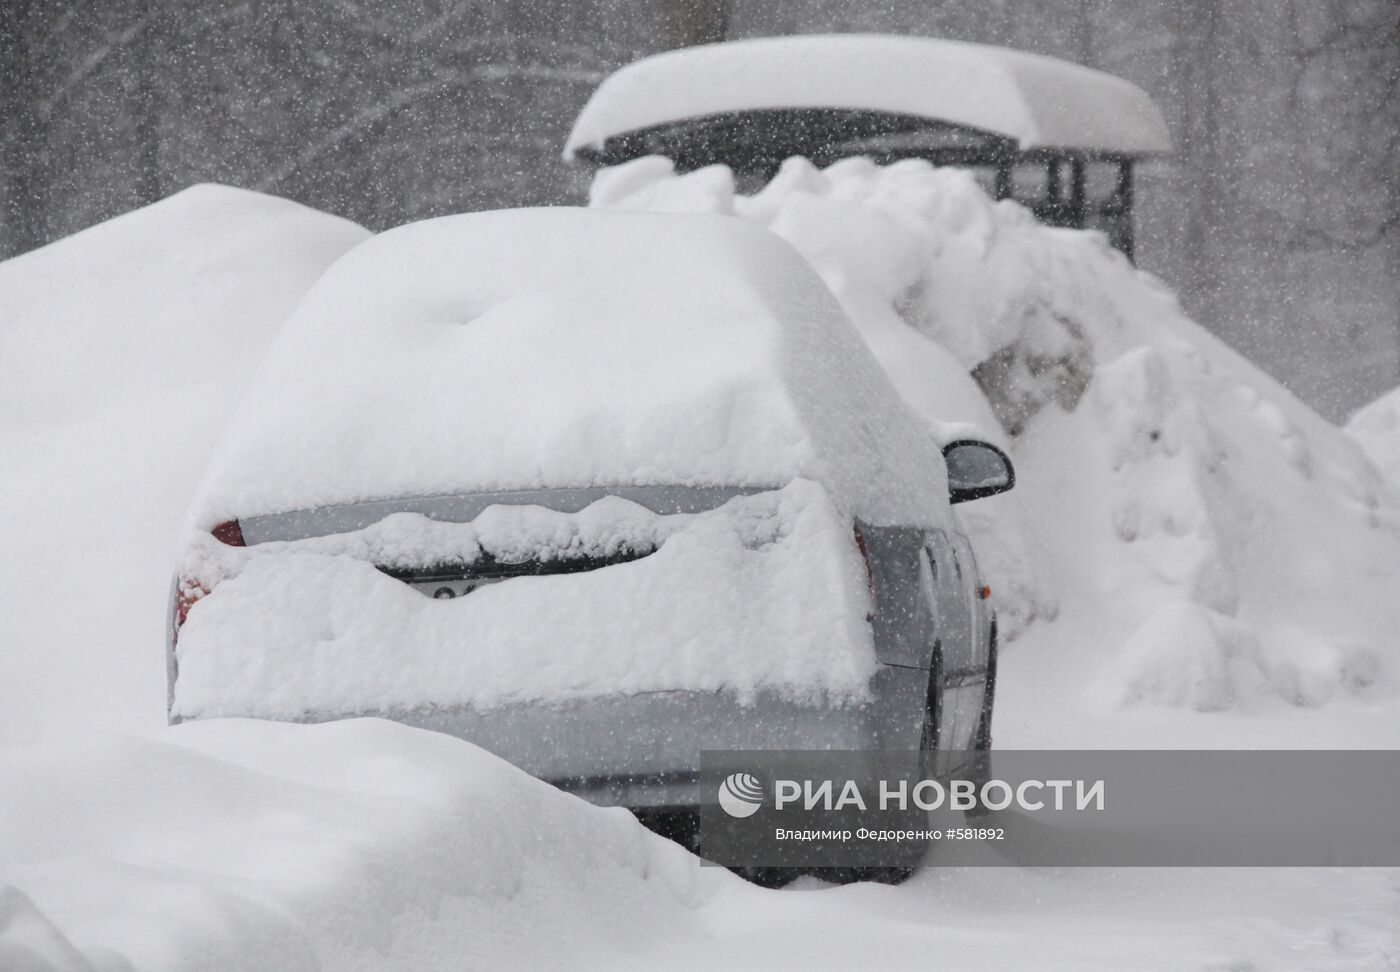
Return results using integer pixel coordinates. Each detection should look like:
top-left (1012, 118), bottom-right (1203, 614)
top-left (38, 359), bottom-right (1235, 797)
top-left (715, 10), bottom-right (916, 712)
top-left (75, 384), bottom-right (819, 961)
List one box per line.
top-left (166, 207), bottom-right (1012, 816)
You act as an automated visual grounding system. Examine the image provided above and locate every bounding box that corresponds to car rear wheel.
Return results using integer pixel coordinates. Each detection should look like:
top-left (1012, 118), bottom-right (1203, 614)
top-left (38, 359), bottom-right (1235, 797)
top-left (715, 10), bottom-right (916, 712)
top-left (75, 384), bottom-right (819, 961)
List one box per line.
top-left (828, 648), bottom-right (948, 888)
top-left (648, 641), bottom-right (971, 889)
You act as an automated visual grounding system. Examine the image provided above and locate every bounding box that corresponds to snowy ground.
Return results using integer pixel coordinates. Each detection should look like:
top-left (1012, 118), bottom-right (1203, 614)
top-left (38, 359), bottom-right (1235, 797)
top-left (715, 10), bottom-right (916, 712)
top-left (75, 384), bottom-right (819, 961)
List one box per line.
top-left (5, 721), bottom-right (1397, 971)
top-left (2, 184), bottom-right (1398, 970)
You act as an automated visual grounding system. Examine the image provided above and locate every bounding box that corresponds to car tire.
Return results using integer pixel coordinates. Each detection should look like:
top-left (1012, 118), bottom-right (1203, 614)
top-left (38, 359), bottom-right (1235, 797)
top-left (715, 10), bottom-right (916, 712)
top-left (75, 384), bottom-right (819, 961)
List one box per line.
top-left (730, 866), bottom-right (801, 888)
top-left (657, 638), bottom-right (969, 890)
top-left (817, 865), bottom-right (915, 885)
top-left (730, 648), bottom-right (947, 889)
top-left (834, 647), bottom-right (947, 887)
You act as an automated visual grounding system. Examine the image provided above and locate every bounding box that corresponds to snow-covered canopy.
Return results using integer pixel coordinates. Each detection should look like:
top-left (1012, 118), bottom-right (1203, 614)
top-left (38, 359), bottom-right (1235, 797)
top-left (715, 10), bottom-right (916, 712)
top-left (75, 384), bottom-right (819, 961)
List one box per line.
top-left (192, 207), bottom-right (949, 529)
top-left (566, 34), bottom-right (1173, 162)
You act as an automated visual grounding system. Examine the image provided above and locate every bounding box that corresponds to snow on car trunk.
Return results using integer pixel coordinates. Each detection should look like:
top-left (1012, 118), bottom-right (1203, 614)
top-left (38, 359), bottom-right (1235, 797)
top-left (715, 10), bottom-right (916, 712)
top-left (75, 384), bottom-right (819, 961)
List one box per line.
top-left (174, 206), bottom-right (950, 717)
top-left (173, 481), bottom-right (878, 719)
top-left (591, 157), bottom-right (1400, 725)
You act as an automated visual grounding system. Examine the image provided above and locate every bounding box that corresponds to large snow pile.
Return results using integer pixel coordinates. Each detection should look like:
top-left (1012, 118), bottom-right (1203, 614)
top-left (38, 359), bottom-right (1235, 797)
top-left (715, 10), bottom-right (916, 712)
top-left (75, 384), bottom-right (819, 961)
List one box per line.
top-left (189, 207), bottom-right (949, 532)
top-left (3, 184), bottom-right (1398, 972)
top-left (0, 718), bottom-right (719, 971)
top-left (1347, 387), bottom-right (1400, 489)
top-left (0, 185), bottom-right (369, 741)
top-left (592, 157), bottom-right (1400, 723)
top-left (173, 481), bottom-right (877, 719)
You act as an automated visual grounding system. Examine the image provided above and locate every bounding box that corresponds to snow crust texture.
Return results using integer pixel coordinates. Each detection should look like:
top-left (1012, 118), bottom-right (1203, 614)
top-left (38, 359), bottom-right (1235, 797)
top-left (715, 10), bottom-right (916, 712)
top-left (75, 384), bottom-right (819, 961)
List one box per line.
top-left (593, 156), bottom-right (1400, 714)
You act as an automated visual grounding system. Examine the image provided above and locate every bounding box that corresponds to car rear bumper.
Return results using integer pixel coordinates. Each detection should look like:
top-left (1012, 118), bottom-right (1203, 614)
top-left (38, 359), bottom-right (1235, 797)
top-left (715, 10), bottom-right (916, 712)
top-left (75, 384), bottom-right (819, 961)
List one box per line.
top-left (390, 689), bottom-right (880, 808)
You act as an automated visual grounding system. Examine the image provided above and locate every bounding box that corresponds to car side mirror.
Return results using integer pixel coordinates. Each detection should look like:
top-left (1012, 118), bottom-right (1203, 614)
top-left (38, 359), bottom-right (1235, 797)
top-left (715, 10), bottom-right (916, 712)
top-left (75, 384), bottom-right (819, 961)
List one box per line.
top-left (943, 440), bottom-right (1015, 504)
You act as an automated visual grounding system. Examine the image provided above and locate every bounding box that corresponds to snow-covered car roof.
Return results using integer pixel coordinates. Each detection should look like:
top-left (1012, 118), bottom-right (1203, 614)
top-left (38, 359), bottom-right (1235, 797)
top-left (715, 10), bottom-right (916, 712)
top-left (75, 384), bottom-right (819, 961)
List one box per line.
top-left (566, 34), bottom-right (1173, 162)
top-left (191, 207), bottom-right (949, 530)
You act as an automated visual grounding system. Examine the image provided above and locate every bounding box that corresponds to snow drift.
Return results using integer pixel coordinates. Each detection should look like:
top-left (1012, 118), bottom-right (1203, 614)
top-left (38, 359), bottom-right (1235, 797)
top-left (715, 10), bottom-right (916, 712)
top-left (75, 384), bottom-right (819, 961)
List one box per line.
top-left (7, 721), bottom-right (1394, 972)
top-left (591, 156), bottom-right (1400, 716)
top-left (0, 719), bottom-right (721, 972)
top-left (0, 185), bottom-right (370, 741)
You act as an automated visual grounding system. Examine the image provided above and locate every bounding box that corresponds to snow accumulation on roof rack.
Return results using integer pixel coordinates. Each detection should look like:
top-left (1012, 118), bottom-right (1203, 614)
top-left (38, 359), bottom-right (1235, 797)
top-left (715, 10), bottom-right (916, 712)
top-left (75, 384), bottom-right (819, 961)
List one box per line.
top-left (565, 34), bottom-right (1173, 164)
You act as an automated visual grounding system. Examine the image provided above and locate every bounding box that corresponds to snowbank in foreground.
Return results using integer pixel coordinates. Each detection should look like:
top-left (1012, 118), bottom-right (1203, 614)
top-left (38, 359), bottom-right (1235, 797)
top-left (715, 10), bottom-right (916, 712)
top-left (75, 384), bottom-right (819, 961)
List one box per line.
top-left (0, 719), bottom-right (721, 972)
top-left (0, 185), bottom-right (370, 741)
top-left (593, 157), bottom-right (1400, 718)
top-left (4, 721), bottom-right (1397, 971)
top-left (174, 482), bottom-right (877, 718)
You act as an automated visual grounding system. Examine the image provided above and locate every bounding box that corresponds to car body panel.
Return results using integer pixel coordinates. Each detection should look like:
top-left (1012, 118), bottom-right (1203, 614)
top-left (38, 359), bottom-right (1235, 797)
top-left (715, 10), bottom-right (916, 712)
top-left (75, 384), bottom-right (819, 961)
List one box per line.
top-left (166, 207), bottom-right (1009, 815)
top-left (860, 525), bottom-right (939, 670)
top-left (168, 486), bottom-right (997, 809)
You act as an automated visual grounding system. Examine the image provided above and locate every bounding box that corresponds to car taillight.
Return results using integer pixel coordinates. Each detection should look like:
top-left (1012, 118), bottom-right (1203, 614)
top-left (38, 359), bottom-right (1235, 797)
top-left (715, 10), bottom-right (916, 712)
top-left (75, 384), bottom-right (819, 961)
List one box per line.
top-left (211, 519), bottom-right (245, 546)
top-left (174, 581), bottom-right (208, 627)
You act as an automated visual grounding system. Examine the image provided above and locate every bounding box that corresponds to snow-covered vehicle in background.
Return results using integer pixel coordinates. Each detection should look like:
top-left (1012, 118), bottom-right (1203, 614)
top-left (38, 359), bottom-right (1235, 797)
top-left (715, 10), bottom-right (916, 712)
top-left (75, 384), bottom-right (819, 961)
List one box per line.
top-left (166, 207), bottom-right (1013, 840)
